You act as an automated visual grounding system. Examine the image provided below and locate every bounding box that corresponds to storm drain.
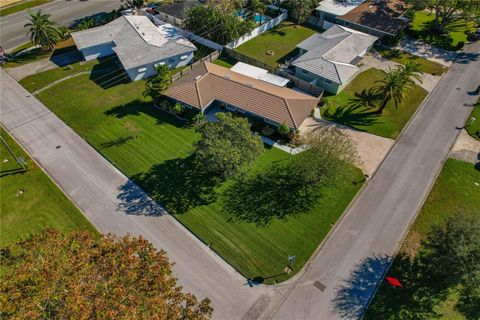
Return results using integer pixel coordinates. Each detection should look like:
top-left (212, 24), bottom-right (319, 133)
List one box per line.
top-left (313, 281), bottom-right (326, 292)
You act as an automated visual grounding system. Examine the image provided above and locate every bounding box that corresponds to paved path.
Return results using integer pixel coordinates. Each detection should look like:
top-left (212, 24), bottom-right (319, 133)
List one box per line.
top-left (0, 69), bottom-right (268, 320)
top-left (247, 41), bottom-right (480, 320)
top-left (450, 129), bottom-right (480, 164)
top-left (32, 71), bottom-right (89, 94)
top-left (0, 0), bottom-right (121, 50)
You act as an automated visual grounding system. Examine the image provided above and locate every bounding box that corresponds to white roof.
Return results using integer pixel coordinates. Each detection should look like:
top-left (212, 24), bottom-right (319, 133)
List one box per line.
top-left (316, 0), bottom-right (365, 16)
top-left (230, 62), bottom-right (289, 87)
top-left (292, 25), bottom-right (377, 84)
top-left (71, 16), bottom-right (196, 70)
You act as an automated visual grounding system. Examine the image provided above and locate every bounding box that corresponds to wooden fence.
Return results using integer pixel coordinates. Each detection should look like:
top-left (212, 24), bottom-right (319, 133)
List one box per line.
top-left (169, 50), bottom-right (221, 83)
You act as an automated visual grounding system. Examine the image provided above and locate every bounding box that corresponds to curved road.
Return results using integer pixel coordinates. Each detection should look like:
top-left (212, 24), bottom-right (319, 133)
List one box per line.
top-left (0, 0), bottom-right (121, 51)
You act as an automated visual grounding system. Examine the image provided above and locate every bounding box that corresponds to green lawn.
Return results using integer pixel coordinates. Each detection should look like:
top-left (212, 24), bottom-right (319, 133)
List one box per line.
top-left (466, 99), bottom-right (480, 141)
top-left (0, 128), bottom-right (97, 247)
top-left (374, 46), bottom-right (448, 76)
top-left (0, 0), bottom-right (51, 17)
top-left (25, 59), bottom-right (364, 283)
top-left (366, 159), bottom-right (480, 319)
top-left (4, 38), bottom-right (79, 68)
top-left (212, 56), bottom-right (237, 68)
top-left (321, 68), bottom-right (428, 139)
top-left (235, 21), bottom-right (318, 68)
top-left (410, 11), bottom-right (476, 51)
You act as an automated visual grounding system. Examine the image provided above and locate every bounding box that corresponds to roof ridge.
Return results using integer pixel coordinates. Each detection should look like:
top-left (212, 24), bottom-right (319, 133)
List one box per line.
top-left (283, 99), bottom-right (298, 129)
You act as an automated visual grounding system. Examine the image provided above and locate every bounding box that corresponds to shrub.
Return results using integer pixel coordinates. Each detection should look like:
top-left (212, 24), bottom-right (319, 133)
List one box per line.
top-left (277, 122), bottom-right (291, 137)
top-left (261, 126), bottom-right (276, 137)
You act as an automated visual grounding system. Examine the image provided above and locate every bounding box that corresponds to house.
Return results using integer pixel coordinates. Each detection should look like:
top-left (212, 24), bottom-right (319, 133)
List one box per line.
top-left (164, 61), bottom-right (319, 129)
top-left (291, 25), bottom-right (377, 94)
top-left (71, 15), bottom-right (197, 81)
top-left (151, 0), bottom-right (204, 27)
top-left (315, 0), bottom-right (408, 39)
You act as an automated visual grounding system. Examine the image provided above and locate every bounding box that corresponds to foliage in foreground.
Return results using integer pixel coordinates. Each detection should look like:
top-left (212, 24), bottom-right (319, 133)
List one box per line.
top-left (0, 229), bottom-right (212, 320)
top-left (193, 112), bottom-right (264, 178)
top-left (222, 130), bottom-right (357, 225)
top-left (24, 10), bottom-right (63, 50)
top-left (143, 65), bottom-right (171, 105)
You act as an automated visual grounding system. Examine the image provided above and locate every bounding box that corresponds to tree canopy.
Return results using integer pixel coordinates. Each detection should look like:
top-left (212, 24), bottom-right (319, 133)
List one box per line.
top-left (192, 112), bottom-right (263, 178)
top-left (0, 229), bottom-right (212, 320)
top-left (426, 0), bottom-right (479, 33)
top-left (143, 65), bottom-right (171, 105)
top-left (282, 0), bottom-right (319, 24)
top-left (184, 5), bottom-right (254, 44)
top-left (24, 10), bottom-right (62, 50)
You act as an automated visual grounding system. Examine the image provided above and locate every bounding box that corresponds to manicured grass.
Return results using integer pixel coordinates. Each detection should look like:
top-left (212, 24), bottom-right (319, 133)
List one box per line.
top-left (4, 38), bottom-right (79, 68)
top-left (0, 0), bottom-right (51, 17)
top-left (0, 128), bottom-right (98, 247)
top-left (374, 46), bottom-right (448, 76)
top-left (213, 56), bottom-right (237, 68)
top-left (366, 159), bottom-right (480, 319)
top-left (410, 11), bottom-right (476, 51)
top-left (466, 99), bottom-right (480, 141)
top-left (26, 60), bottom-right (364, 283)
top-left (235, 21), bottom-right (318, 68)
top-left (321, 68), bottom-right (428, 139)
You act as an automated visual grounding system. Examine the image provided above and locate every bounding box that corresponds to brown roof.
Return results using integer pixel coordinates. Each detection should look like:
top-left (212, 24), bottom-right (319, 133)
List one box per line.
top-left (165, 62), bottom-right (319, 128)
top-left (338, 0), bottom-right (409, 36)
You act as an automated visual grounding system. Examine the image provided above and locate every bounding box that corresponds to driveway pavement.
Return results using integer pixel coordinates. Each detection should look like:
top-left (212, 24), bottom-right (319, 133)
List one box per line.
top-left (0, 69), bottom-right (269, 320)
top-left (397, 36), bottom-right (458, 67)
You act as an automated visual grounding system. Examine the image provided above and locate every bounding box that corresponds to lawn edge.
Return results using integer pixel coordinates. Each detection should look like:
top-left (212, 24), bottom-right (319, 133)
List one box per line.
top-left (0, 123), bottom-right (100, 237)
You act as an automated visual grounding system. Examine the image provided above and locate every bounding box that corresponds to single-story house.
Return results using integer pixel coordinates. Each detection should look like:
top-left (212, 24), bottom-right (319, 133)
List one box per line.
top-left (165, 61), bottom-right (319, 129)
top-left (71, 15), bottom-right (197, 81)
top-left (291, 25), bottom-right (377, 94)
top-left (152, 0), bottom-right (204, 27)
top-left (315, 0), bottom-right (409, 39)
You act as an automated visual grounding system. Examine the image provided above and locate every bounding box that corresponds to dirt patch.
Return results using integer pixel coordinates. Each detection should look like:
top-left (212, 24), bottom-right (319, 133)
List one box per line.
top-left (400, 229), bottom-right (422, 258)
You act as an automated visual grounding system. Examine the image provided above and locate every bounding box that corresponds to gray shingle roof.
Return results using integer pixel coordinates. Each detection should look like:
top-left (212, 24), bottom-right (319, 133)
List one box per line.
top-left (71, 16), bottom-right (196, 70)
top-left (292, 25), bottom-right (377, 84)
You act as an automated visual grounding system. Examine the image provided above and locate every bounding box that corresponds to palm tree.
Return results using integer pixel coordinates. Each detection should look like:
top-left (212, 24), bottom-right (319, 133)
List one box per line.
top-left (24, 10), bottom-right (62, 51)
top-left (374, 68), bottom-right (412, 114)
top-left (246, 0), bottom-right (266, 23)
top-left (401, 61), bottom-right (423, 84)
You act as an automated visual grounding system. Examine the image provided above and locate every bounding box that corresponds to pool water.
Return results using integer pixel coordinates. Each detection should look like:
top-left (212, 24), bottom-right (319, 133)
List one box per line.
top-left (234, 9), bottom-right (270, 24)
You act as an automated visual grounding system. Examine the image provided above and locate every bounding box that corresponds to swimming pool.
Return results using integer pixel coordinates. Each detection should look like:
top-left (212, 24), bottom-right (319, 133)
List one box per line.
top-left (253, 13), bottom-right (270, 24)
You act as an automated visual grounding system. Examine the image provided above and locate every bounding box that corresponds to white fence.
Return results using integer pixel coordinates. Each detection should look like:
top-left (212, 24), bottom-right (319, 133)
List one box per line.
top-left (225, 9), bottom-right (288, 49)
top-left (180, 30), bottom-right (224, 51)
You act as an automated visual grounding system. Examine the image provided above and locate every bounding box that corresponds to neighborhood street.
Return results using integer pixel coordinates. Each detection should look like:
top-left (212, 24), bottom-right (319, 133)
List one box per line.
top-left (0, 0), bottom-right (121, 50)
top-left (0, 69), bottom-right (272, 320)
top-left (260, 41), bottom-right (480, 319)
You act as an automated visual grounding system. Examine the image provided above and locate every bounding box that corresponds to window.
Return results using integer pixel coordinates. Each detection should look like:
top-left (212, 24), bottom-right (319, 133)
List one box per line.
top-left (137, 67), bottom-right (147, 73)
top-left (154, 61), bottom-right (166, 68)
top-left (325, 79), bottom-right (332, 84)
top-left (180, 55), bottom-right (189, 60)
top-left (302, 70), bottom-right (309, 75)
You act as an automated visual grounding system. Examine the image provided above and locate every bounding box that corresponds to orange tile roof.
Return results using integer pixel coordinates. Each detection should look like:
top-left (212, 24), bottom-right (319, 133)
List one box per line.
top-left (165, 62), bottom-right (319, 128)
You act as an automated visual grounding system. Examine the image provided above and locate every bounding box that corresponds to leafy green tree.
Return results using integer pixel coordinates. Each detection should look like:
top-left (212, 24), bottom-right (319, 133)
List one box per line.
top-left (282, 0), bottom-right (318, 24)
top-left (246, 0), bottom-right (266, 23)
top-left (24, 10), bottom-right (62, 51)
top-left (0, 229), bottom-right (212, 319)
top-left (193, 112), bottom-right (263, 178)
top-left (426, 0), bottom-right (471, 33)
top-left (171, 102), bottom-right (185, 116)
top-left (185, 5), bottom-right (254, 44)
top-left (422, 213), bottom-right (480, 283)
top-left (124, 0), bottom-right (144, 9)
top-left (374, 67), bottom-right (412, 113)
top-left (143, 65), bottom-right (171, 105)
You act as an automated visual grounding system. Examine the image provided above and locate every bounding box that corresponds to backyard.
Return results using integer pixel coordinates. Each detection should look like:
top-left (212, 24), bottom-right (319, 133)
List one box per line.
top-left (410, 11), bottom-right (476, 51)
top-left (365, 158), bottom-right (480, 319)
top-left (234, 21), bottom-right (318, 69)
top-left (22, 58), bottom-right (365, 283)
top-left (321, 68), bottom-right (428, 139)
top-left (0, 128), bottom-right (97, 247)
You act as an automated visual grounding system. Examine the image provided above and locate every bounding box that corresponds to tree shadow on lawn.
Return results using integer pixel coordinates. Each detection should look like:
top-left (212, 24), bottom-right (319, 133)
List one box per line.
top-left (363, 253), bottom-right (458, 320)
top-left (411, 19), bottom-right (469, 51)
top-left (323, 99), bottom-right (381, 130)
top-left (104, 100), bottom-right (189, 127)
top-left (221, 162), bottom-right (323, 226)
top-left (120, 155), bottom-right (220, 215)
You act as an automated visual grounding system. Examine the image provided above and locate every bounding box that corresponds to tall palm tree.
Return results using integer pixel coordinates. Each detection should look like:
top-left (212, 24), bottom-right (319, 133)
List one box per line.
top-left (374, 68), bottom-right (412, 114)
top-left (401, 61), bottom-right (423, 84)
top-left (24, 10), bottom-right (62, 51)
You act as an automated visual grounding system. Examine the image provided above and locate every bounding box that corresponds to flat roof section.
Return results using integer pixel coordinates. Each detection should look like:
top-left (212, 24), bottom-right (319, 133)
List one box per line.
top-left (316, 0), bottom-right (365, 16)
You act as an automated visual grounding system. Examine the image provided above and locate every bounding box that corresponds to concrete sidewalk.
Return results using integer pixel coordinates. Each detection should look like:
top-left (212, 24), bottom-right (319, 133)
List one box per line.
top-left (0, 69), bottom-right (267, 319)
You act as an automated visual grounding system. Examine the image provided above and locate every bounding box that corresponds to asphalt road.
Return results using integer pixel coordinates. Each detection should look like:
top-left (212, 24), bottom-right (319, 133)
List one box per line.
top-left (0, 0), bottom-right (122, 51)
top-left (260, 41), bottom-right (480, 319)
top-left (0, 69), bottom-right (272, 320)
